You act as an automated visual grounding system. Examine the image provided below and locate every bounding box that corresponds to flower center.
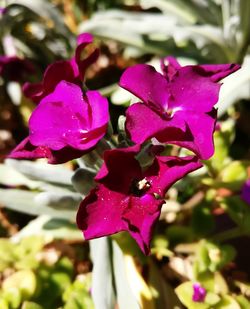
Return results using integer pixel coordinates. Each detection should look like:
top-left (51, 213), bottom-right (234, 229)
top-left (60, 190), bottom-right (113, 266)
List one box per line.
top-left (130, 177), bottom-right (151, 196)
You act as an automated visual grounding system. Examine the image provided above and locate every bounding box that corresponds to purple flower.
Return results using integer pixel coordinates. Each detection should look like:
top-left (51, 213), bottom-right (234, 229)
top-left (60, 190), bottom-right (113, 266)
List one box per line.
top-left (9, 81), bottom-right (109, 164)
top-left (23, 33), bottom-right (99, 103)
top-left (77, 146), bottom-right (202, 254)
top-left (119, 58), bottom-right (240, 160)
top-left (192, 283), bottom-right (206, 302)
top-left (241, 179), bottom-right (250, 205)
top-left (0, 56), bottom-right (35, 82)
top-left (0, 7), bottom-right (6, 15)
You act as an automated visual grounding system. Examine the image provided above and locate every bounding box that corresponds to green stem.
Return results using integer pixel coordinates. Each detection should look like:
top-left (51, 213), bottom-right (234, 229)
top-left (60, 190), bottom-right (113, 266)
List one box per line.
top-left (211, 227), bottom-right (245, 242)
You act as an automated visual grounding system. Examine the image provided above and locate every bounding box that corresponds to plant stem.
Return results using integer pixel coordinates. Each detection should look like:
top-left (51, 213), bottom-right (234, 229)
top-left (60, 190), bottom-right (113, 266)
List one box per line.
top-left (211, 227), bottom-right (246, 242)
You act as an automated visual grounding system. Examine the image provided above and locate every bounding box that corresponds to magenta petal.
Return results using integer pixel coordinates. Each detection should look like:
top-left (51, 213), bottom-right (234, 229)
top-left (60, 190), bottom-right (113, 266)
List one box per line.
top-left (23, 60), bottom-right (78, 102)
top-left (77, 146), bottom-right (202, 254)
top-left (192, 283), bottom-right (206, 302)
top-left (122, 194), bottom-right (163, 255)
top-left (29, 81), bottom-right (108, 151)
top-left (119, 64), bottom-right (170, 111)
top-left (77, 186), bottom-right (127, 239)
top-left (157, 109), bottom-right (217, 160)
top-left (146, 156), bottom-right (203, 197)
top-left (125, 103), bottom-right (185, 144)
top-left (86, 90), bottom-right (109, 128)
top-left (169, 66), bottom-right (221, 112)
top-left (22, 82), bottom-right (44, 103)
top-left (95, 145), bottom-right (142, 193)
top-left (77, 33), bottom-right (94, 46)
top-left (9, 137), bottom-right (52, 161)
top-left (161, 56), bottom-right (181, 81)
top-left (126, 102), bottom-right (216, 159)
top-left (75, 33), bottom-right (99, 81)
top-left (198, 63), bottom-right (240, 82)
top-left (8, 137), bottom-right (88, 164)
top-left (42, 60), bottom-right (78, 94)
top-left (77, 186), bottom-right (163, 255)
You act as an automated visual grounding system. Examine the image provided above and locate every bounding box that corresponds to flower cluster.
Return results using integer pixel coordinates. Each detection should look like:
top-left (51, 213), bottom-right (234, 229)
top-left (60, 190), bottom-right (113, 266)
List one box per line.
top-left (9, 33), bottom-right (240, 254)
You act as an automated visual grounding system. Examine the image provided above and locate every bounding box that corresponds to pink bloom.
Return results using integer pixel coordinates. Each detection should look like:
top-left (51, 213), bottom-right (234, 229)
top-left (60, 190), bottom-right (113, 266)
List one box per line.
top-left (119, 58), bottom-right (240, 160)
top-left (23, 33), bottom-right (99, 103)
top-left (0, 7), bottom-right (6, 15)
top-left (77, 146), bottom-right (202, 254)
top-left (9, 81), bottom-right (109, 164)
top-left (192, 283), bottom-right (206, 302)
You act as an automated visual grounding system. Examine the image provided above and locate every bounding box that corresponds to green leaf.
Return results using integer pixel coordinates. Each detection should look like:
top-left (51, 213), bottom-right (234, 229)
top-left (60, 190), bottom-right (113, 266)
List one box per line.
top-left (63, 276), bottom-right (94, 309)
top-left (21, 302), bottom-right (43, 309)
top-left (3, 287), bottom-right (22, 309)
top-left (220, 196), bottom-right (250, 233)
top-left (191, 205), bottom-right (215, 236)
top-left (148, 260), bottom-right (182, 309)
top-left (34, 257), bottom-right (73, 307)
top-left (63, 288), bottom-right (94, 309)
top-left (0, 298), bottom-right (8, 309)
top-left (151, 235), bottom-right (173, 258)
top-left (0, 239), bottom-right (16, 270)
top-left (2, 270), bottom-right (37, 300)
top-left (194, 241), bottom-right (236, 274)
top-left (235, 295), bottom-right (250, 309)
top-left (215, 295), bottom-right (241, 309)
top-left (205, 292), bottom-right (220, 306)
top-left (220, 161), bottom-right (249, 190)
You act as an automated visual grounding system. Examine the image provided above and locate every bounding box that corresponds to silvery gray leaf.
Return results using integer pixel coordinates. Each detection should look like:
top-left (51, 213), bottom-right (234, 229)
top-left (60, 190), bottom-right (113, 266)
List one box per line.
top-left (0, 189), bottom-right (76, 220)
top-left (34, 191), bottom-right (82, 210)
top-left (90, 238), bottom-right (116, 309)
top-left (6, 159), bottom-right (74, 186)
top-left (71, 168), bottom-right (95, 195)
